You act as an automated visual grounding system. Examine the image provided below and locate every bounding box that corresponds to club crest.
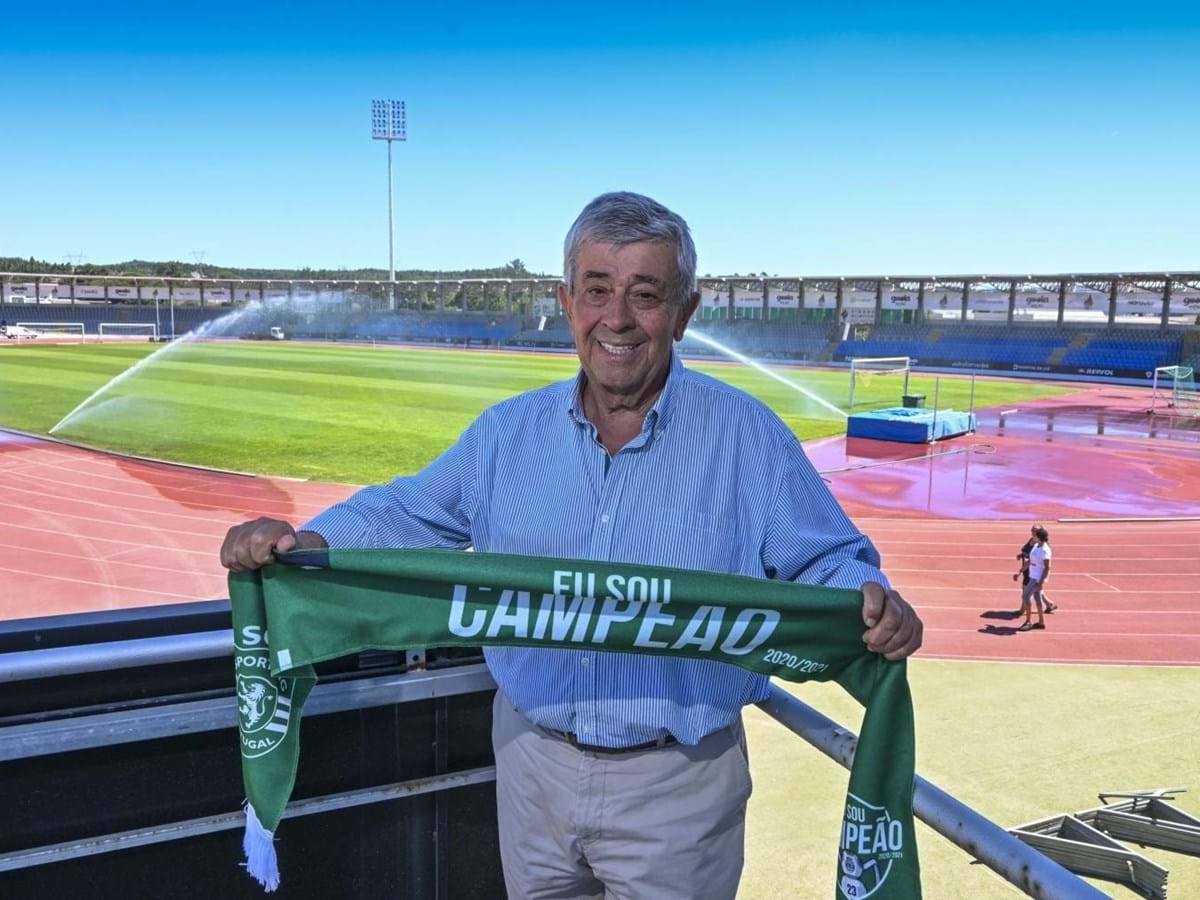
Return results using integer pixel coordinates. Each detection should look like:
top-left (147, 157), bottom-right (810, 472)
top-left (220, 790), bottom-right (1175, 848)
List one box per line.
top-left (838, 793), bottom-right (906, 899)
top-left (236, 659), bottom-right (294, 758)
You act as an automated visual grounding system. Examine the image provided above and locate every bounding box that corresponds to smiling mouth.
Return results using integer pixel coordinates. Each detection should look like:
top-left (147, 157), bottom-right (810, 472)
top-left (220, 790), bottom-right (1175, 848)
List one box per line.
top-left (599, 341), bottom-right (640, 356)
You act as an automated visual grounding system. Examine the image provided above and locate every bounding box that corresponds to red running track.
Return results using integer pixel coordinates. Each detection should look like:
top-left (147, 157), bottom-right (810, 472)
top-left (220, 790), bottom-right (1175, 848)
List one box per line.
top-left (859, 518), bottom-right (1200, 666)
top-left (0, 430), bottom-right (353, 620)
top-left (1, 380), bottom-right (1197, 666)
top-left (813, 383), bottom-right (1200, 665)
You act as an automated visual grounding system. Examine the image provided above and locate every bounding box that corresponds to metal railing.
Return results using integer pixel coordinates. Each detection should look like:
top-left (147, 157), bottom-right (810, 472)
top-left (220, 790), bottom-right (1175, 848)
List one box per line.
top-left (758, 685), bottom-right (1106, 898)
top-left (0, 630), bottom-right (1110, 896)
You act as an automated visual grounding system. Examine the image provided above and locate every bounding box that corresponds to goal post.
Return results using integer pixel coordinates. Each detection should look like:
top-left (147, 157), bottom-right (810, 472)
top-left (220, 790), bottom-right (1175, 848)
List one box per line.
top-left (99, 322), bottom-right (159, 341)
top-left (16, 322), bottom-right (86, 338)
top-left (1150, 365), bottom-right (1199, 416)
top-left (848, 356), bottom-right (912, 408)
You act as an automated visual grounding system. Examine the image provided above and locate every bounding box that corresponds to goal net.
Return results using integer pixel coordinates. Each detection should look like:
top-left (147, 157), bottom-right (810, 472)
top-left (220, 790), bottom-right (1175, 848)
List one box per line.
top-left (848, 356), bottom-right (912, 408)
top-left (16, 322), bottom-right (86, 339)
top-left (99, 322), bottom-right (159, 341)
top-left (1150, 365), bottom-right (1199, 416)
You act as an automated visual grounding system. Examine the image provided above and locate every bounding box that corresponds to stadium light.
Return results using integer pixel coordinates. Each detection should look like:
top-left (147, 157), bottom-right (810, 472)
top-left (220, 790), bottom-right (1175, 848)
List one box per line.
top-left (371, 99), bottom-right (406, 311)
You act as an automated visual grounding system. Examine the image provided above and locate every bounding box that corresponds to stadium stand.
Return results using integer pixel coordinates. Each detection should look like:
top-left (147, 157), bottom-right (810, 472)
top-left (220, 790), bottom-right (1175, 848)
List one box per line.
top-left (349, 311), bottom-right (523, 344)
top-left (0, 303), bottom-right (526, 346)
top-left (0, 295), bottom-right (1191, 379)
top-left (506, 318), bottom-right (841, 357)
top-left (834, 324), bottom-right (1184, 373)
top-left (0, 303), bottom-right (227, 335)
top-left (689, 320), bottom-right (837, 361)
top-left (1061, 334), bottom-right (1183, 372)
top-left (381, 312), bottom-right (521, 344)
top-left (510, 318), bottom-right (575, 347)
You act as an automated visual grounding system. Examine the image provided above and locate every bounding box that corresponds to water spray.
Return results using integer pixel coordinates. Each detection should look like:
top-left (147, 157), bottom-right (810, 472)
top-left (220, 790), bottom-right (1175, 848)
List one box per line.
top-left (683, 331), bottom-right (847, 419)
top-left (49, 296), bottom-right (296, 435)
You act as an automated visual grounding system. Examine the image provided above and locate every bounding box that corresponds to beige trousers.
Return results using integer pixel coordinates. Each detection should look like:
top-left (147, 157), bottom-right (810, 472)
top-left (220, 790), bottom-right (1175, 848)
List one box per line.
top-left (492, 691), bottom-right (753, 900)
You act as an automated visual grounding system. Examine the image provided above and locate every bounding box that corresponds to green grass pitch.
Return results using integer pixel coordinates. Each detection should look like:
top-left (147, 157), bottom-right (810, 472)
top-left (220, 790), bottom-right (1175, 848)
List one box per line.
top-left (746, 662), bottom-right (1200, 898)
top-left (0, 341), bottom-right (1073, 483)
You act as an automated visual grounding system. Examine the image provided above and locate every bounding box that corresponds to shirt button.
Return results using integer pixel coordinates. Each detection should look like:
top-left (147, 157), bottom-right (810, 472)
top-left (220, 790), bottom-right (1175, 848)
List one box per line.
top-left (581, 657), bottom-right (590, 667)
top-left (600, 514), bottom-right (609, 524)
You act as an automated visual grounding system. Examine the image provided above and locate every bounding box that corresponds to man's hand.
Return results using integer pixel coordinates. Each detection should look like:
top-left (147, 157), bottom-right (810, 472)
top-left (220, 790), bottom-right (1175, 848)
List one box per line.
top-left (219, 517), bottom-right (326, 572)
top-left (861, 582), bottom-right (923, 661)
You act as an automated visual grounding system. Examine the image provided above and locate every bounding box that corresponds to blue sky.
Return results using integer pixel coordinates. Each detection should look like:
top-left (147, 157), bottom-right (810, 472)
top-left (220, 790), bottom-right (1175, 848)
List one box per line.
top-left (1, 1), bottom-right (1196, 276)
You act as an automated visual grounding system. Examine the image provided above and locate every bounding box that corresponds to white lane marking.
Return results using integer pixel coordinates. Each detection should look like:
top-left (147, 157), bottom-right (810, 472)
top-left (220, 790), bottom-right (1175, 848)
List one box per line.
top-left (0, 480), bottom-right (260, 525)
top-left (0, 520), bottom-right (212, 556)
top-left (914, 655), bottom-right (1200, 668)
top-left (887, 586), bottom-right (1197, 594)
top-left (0, 498), bottom-right (227, 539)
top-left (0, 538), bottom-right (217, 579)
top-left (912, 609), bottom-right (1195, 619)
top-left (0, 564), bottom-right (221, 599)
top-left (880, 567), bottom-right (1194, 577)
top-left (924, 627), bottom-right (1199, 639)
top-left (0, 467), bottom-right (311, 518)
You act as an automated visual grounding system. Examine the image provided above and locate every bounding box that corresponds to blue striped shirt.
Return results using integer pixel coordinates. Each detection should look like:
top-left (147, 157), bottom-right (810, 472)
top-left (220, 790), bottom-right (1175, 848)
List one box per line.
top-left (304, 352), bottom-right (889, 747)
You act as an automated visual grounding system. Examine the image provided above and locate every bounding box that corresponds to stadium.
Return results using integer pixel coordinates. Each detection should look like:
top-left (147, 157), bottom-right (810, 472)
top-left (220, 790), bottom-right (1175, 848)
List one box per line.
top-left (1, 268), bottom-right (1198, 899)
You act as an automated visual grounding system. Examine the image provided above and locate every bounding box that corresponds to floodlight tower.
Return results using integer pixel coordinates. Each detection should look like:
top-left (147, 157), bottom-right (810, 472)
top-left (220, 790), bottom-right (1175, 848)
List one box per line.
top-left (371, 99), bottom-right (406, 311)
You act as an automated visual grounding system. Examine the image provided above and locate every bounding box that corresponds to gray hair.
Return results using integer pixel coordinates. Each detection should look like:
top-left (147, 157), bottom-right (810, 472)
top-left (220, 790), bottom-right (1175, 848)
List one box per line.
top-left (563, 191), bottom-right (697, 305)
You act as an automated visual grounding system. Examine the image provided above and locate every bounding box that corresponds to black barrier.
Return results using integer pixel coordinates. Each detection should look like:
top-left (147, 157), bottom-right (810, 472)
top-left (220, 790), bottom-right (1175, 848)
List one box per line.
top-left (0, 601), bottom-right (504, 900)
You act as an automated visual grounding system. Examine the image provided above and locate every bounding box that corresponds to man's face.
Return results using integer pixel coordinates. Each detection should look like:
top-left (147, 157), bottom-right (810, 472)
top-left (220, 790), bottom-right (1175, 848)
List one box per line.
top-left (560, 240), bottom-right (698, 403)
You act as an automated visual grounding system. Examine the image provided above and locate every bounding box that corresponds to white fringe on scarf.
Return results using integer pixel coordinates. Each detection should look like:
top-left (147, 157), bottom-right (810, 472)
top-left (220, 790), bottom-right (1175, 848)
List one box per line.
top-left (242, 801), bottom-right (280, 892)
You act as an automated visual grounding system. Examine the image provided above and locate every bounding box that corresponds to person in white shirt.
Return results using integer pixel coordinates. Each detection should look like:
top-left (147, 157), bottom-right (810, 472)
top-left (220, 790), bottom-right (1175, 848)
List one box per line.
top-left (1014, 524), bottom-right (1057, 614)
top-left (1019, 527), bottom-right (1052, 631)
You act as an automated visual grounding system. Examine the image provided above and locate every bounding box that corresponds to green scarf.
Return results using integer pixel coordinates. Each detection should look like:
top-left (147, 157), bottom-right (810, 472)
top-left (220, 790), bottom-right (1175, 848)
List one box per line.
top-left (230, 548), bottom-right (921, 899)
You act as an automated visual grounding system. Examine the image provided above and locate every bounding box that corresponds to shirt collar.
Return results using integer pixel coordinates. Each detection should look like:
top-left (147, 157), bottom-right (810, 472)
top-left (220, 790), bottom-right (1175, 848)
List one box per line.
top-left (563, 351), bottom-right (685, 441)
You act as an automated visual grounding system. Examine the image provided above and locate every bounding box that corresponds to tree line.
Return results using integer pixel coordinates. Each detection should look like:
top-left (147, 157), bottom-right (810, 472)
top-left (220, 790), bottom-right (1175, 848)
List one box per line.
top-left (0, 256), bottom-right (546, 282)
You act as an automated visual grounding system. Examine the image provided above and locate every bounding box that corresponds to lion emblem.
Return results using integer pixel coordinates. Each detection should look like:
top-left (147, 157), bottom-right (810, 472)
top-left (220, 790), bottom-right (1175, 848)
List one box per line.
top-left (238, 677), bottom-right (274, 731)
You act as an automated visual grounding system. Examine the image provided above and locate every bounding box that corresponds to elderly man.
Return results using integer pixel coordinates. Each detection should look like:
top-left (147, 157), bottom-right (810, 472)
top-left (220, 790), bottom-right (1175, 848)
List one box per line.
top-left (221, 191), bottom-right (923, 900)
